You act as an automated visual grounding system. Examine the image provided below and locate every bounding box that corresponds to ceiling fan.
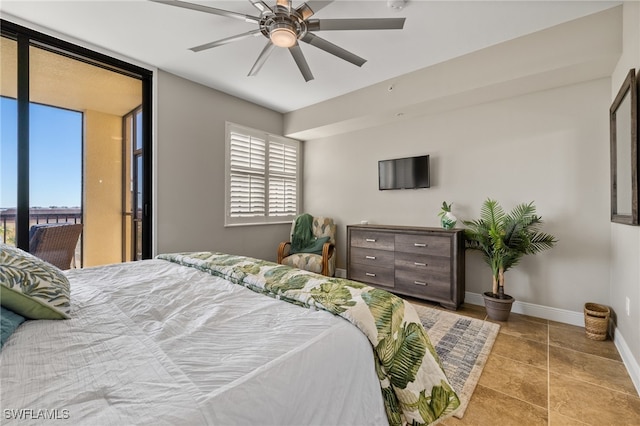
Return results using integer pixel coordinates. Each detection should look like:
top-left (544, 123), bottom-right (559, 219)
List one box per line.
top-left (150, 0), bottom-right (406, 82)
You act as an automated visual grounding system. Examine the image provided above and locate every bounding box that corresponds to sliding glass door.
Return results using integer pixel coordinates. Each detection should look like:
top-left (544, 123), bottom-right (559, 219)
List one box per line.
top-left (1, 20), bottom-right (153, 262)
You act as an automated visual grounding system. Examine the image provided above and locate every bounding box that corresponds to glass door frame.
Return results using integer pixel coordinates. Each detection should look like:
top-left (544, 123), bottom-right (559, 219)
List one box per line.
top-left (2, 19), bottom-right (154, 259)
top-left (122, 106), bottom-right (144, 262)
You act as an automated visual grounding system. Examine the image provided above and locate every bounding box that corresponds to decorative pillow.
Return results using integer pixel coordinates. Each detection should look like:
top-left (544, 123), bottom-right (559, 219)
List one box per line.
top-left (1, 306), bottom-right (26, 349)
top-left (0, 243), bottom-right (71, 319)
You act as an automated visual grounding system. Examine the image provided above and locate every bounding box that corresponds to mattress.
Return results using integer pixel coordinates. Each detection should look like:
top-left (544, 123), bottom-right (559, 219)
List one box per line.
top-left (0, 259), bottom-right (387, 425)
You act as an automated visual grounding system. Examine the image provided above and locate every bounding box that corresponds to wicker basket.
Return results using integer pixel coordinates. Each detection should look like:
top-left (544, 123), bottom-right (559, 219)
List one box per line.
top-left (584, 303), bottom-right (610, 341)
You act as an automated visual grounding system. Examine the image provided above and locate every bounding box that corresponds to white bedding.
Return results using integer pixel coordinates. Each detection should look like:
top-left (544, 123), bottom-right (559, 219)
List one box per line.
top-left (0, 259), bottom-right (387, 425)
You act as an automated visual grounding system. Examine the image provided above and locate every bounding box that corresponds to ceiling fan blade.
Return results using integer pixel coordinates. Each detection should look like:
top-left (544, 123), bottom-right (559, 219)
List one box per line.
top-left (289, 43), bottom-right (314, 82)
top-left (300, 33), bottom-right (366, 67)
top-left (249, 0), bottom-right (272, 14)
top-left (307, 18), bottom-right (406, 31)
top-left (150, 0), bottom-right (261, 24)
top-left (190, 29), bottom-right (262, 52)
top-left (276, 0), bottom-right (292, 8)
top-left (248, 42), bottom-right (276, 76)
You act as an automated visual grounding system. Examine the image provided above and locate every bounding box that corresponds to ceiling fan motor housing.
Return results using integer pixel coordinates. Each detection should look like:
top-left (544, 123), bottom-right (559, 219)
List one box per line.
top-left (260, 6), bottom-right (307, 45)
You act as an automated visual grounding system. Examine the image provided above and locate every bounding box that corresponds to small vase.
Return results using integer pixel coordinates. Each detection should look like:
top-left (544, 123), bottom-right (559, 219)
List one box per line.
top-left (440, 212), bottom-right (457, 229)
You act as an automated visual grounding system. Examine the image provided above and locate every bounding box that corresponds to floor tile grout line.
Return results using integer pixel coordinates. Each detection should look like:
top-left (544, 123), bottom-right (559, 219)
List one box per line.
top-left (548, 342), bottom-right (625, 364)
top-left (489, 351), bottom-right (548, 371)
top-left (474, 383), bottom-right (548, 412)
top-left (498, 332), bottom-right (549, 346)
top-left (549, 369), bottom-right (640, 398)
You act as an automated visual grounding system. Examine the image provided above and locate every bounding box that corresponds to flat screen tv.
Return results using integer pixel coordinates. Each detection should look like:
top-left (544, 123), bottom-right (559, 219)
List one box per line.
top-left (378, 155), bottom-right (430, 190)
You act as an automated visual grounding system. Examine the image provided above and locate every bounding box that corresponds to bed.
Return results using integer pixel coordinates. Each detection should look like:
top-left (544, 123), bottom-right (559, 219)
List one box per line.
top-left (0, 246), bottom-right (460, 425)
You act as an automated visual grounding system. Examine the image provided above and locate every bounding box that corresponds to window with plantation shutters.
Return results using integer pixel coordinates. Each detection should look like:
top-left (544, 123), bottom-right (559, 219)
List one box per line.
top-left (225, 123), bottom-right (300, 226)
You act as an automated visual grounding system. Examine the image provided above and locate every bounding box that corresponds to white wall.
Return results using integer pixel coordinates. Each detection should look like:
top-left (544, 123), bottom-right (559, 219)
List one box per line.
top-left (609, 0), bottom-right (640, 383)
top-left (303, 77), bottom-right (611, 314)
top-left (155, 70), bottom-right (290, 261)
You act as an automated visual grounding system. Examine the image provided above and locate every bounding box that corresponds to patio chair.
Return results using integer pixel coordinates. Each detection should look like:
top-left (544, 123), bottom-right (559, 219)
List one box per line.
top-left (29, 223), bottom-right (83, 270)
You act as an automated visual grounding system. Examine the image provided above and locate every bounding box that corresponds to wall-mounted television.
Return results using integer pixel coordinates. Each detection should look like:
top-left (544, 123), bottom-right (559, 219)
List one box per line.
top-left (378, 155), bottom-right (430, 190)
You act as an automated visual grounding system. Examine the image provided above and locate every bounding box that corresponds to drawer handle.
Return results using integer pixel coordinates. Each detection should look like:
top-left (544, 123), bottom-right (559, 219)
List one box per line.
top-left (414, 243), bottom-right (427, 247)
top-left (366, 238), bottom-right (377, 242)
top-left (365, 255), bottom-right (376, 260)
top-left (414, 262), bottom-right (427, 267)
top-left (413, 281), bottom-right (427, 286)
top-left (365, 272), bottom-right (377, 277)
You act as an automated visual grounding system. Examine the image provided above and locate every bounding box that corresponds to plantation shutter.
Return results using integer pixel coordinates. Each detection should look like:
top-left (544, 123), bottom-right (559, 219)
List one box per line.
top-left (268, 140), bottom-right (298, 217)
top-left (225, 123), bottom-right (300, 226)
top-left (229, 131), bottom-right (266, 218)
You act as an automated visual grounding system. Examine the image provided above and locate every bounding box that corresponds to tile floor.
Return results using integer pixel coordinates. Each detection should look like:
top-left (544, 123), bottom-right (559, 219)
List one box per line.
top-left (422, 302), bottom-right (640, 425)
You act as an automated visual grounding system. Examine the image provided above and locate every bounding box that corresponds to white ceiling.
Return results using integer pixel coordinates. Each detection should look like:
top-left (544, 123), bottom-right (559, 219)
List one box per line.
top-left (0, 0), bottom-right (621, 113)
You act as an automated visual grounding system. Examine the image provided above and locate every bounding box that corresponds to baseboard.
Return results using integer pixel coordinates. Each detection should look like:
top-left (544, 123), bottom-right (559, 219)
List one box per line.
top-left (613, 328), bottom-right (640, 395)
top-left (464, 292), bottom-right (584, 326)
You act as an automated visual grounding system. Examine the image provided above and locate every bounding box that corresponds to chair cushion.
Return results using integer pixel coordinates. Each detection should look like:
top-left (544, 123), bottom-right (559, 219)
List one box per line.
top-left (280, 252), bottom-right (336, 276)
top-left (280, 253), bottom-right (325, 274)
top-left (0, 244), bottom-right (71, 320)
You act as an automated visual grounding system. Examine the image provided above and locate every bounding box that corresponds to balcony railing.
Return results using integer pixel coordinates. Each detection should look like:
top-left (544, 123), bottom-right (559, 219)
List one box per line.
top-left (1, 207), bottom-right (82, 245)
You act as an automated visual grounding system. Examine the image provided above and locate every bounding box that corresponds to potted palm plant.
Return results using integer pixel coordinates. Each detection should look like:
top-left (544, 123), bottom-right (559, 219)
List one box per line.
top-left (463, 199), bottom-right (557, 321)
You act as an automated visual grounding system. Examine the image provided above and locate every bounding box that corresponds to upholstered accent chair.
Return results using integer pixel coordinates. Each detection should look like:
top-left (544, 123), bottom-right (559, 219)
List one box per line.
top-left (29, 223), bottom-right (83, 270)
top-left (277, 216), bottom-right (337, 277)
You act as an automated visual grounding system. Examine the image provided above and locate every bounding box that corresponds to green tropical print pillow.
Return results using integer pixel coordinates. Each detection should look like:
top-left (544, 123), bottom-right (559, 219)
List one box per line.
top-left (157, 251), bottom-right (460, 425)
top-left (0, 243), bottom-right (71, 320)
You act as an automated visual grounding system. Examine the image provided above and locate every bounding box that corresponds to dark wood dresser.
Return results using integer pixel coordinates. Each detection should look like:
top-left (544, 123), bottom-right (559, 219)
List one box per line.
top-left (347, 224), bottom-right (465, 310)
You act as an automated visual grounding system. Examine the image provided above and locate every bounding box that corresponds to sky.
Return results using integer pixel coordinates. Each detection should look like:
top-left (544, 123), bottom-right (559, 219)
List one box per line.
top-left (1, 97), bottom-right (82, 209)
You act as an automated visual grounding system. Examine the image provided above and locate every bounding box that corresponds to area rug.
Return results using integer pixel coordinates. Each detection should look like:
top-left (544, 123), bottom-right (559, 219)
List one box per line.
top-left (412, 303), bottom-right (500, 418)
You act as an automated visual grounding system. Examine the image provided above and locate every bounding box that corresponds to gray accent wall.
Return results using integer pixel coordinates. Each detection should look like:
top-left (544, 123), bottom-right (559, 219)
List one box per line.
top-left (155, 70), bottom-right (291, 261)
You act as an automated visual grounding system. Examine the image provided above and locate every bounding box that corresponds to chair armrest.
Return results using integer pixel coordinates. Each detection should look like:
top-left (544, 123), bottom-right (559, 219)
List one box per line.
top-left (321, 242), bottom-right (336, 276)
top-left (277, 241), bottom-right (291, 264)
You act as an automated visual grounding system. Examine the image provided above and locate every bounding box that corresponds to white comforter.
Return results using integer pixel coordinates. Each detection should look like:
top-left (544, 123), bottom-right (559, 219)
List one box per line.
top-left (0, 260), bottom-right (387, 425)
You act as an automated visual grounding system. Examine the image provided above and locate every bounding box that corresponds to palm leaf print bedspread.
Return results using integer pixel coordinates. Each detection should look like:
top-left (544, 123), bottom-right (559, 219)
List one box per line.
top-left (157, 252), bottom-right (460, 425)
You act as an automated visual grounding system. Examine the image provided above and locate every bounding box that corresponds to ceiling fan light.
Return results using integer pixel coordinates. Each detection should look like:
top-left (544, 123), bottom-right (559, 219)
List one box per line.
top-left (270, 26), bottom-right (297, 48)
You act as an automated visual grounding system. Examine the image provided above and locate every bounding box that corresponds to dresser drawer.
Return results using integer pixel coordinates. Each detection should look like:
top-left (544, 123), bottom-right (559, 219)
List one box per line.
top-left (349, 263), bottom-right (395, 288)
top-left (394, 252), bottom-right (450, 276)
top-left (350, 230), bottom-right (394, 251)
top-left (394, 269), bottom-right (451, 300)
top-left (350, 247), bottom-right (394, 267)
top-left (395, 234), bottom-right (451, 257)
